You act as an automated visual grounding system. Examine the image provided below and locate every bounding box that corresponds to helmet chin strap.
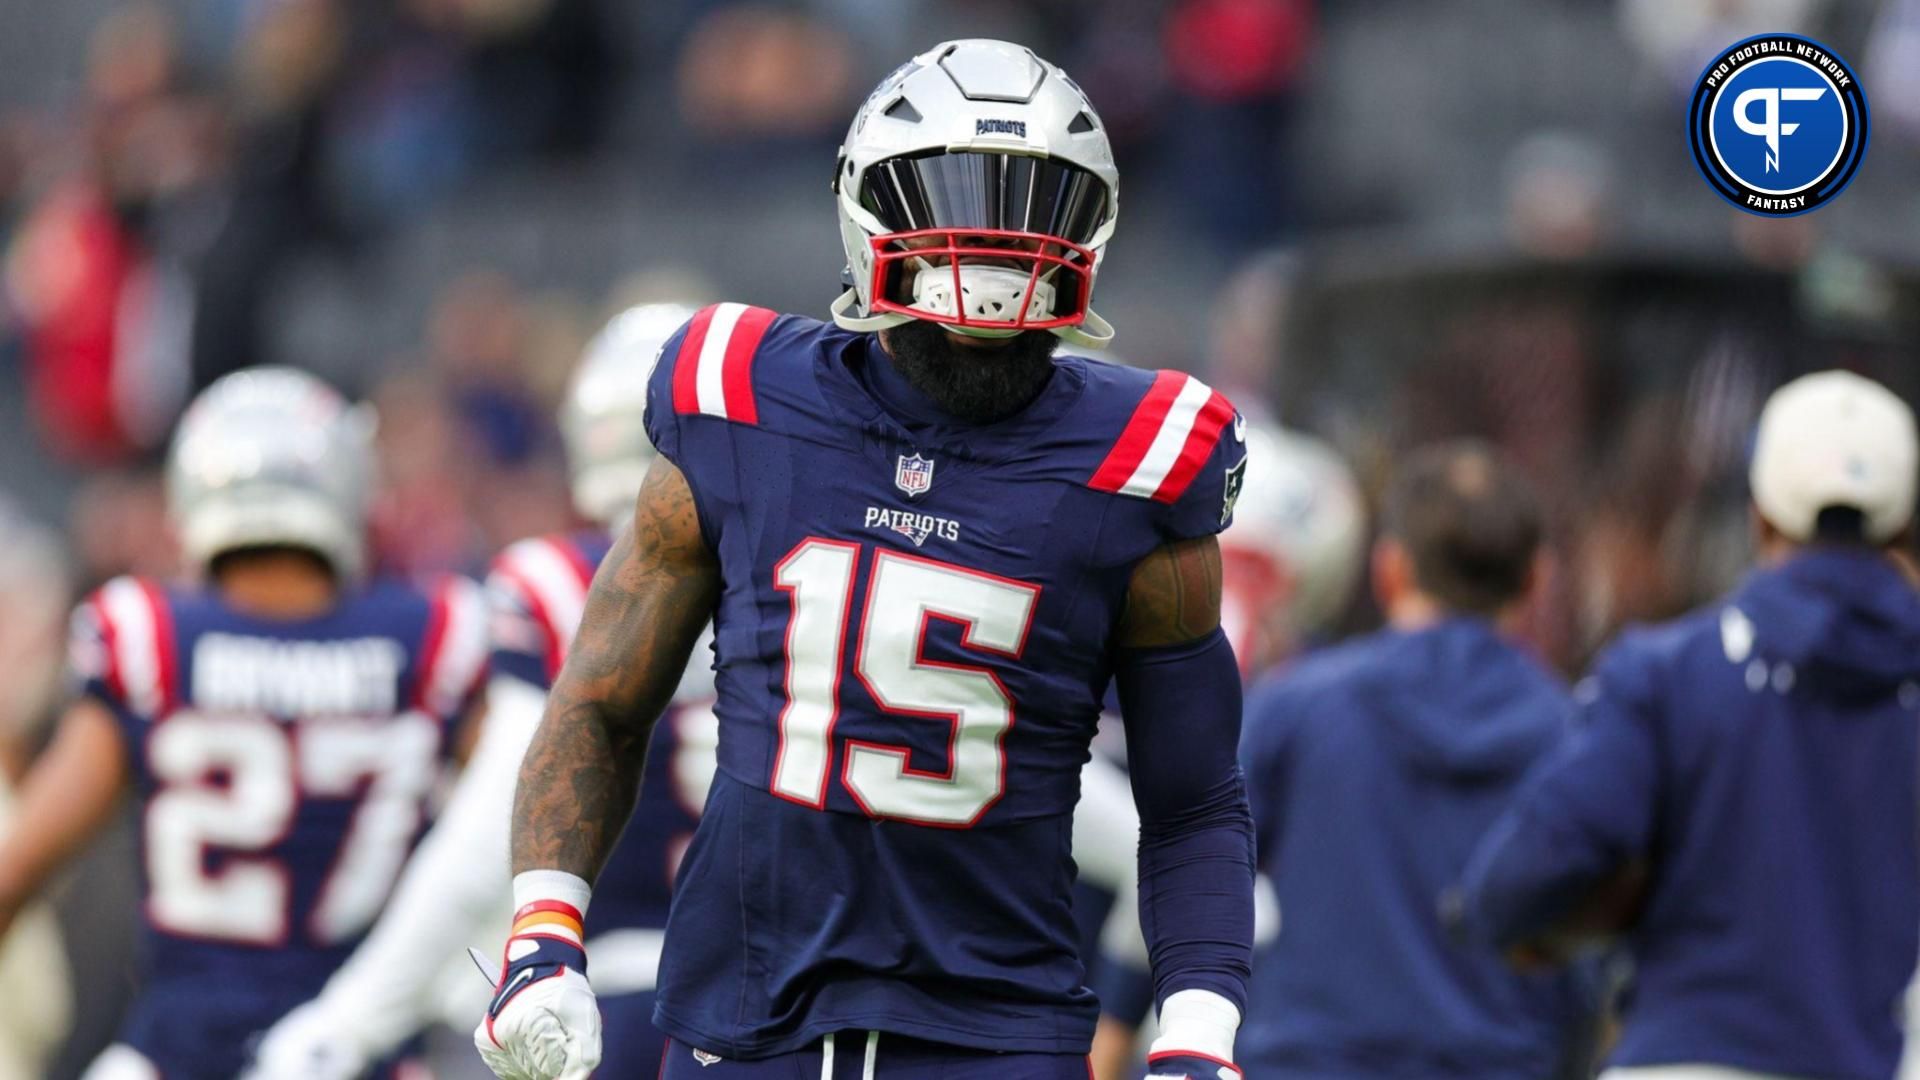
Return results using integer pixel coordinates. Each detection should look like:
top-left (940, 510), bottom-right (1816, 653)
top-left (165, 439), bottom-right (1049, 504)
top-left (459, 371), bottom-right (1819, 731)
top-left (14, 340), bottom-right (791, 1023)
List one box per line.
top-left (830, 287), bottom-right (1117, 348)
top-left (945, 324), bottom-right (1023, 340)
top-left (830, 287), bottom-right (913, 332)
top-left (830, 249), bottom-right (1117, 347)
top-left (1053, 309), bottom-right (1115, 349)
top-left (908, 259), bottom-right (1058, 331)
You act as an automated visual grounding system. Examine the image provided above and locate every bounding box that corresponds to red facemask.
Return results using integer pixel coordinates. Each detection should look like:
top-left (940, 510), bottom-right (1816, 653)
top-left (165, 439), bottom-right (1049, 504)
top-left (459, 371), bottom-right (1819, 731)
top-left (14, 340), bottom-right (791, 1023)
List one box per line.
top-left (868, 227), bottom-right (1096, 333)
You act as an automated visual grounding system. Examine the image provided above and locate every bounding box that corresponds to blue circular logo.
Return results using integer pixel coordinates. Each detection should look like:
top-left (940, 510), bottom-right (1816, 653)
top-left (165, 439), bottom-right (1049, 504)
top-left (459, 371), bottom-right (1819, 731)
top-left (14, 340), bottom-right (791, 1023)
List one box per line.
top-left (1689, 34), bottom-right (1868, 216)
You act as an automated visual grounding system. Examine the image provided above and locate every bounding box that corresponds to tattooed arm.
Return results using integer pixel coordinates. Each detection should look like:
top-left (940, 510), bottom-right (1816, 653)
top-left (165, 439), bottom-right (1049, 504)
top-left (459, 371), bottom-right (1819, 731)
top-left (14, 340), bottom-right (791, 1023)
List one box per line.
top-left (511, 456), bottom-right (719, 880)
top-left (1110, 534), bottom-right (1255, 1072)
top-left (474, 457), bottom-right (716, 1079)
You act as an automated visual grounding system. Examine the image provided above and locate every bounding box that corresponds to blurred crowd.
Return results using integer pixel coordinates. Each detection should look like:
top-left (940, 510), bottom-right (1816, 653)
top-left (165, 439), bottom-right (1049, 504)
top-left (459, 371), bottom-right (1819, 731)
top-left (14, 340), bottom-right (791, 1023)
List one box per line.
top-left (0, 0), bottom-right (1911, 692)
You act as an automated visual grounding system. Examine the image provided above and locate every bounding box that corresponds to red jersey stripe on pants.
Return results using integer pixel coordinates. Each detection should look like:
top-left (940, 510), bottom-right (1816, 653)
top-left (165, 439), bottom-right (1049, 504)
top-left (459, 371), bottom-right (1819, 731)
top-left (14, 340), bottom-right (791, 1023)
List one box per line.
top-left (660, 1032), bottom-right (1093, 1078)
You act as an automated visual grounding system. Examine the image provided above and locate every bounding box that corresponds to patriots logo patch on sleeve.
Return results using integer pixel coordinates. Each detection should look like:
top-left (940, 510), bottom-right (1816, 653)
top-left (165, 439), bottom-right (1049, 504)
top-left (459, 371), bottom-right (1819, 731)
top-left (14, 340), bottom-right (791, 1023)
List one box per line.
top-left (1222, 455), bottom-right (1248, 525)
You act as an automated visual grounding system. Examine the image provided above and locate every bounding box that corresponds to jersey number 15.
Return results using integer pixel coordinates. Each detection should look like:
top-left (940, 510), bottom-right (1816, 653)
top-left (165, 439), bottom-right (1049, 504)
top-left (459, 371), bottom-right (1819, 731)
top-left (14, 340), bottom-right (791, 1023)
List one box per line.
top-left (772, 540), bottom-right (1039, 828)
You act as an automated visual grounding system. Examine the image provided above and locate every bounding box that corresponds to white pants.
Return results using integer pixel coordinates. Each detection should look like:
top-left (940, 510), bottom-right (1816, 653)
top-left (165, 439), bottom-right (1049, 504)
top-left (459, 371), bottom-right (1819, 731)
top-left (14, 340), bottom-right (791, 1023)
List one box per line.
top-left (1605, 1060), bottom-right (1812, 1068)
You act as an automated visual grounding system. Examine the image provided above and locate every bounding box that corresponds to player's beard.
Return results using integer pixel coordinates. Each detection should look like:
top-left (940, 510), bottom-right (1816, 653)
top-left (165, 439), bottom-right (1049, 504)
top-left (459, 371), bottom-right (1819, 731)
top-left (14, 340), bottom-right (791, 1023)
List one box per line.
top-left (882, 320), bottom-right (1060, 425)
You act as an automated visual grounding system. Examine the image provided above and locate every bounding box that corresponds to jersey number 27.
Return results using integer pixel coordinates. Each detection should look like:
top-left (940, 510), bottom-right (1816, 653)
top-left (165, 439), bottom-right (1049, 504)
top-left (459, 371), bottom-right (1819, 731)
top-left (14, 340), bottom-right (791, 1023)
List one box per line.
top-left (146, 711), bottom-right (441, 945)
top-left (771, 540), bottom-right (1039, 827)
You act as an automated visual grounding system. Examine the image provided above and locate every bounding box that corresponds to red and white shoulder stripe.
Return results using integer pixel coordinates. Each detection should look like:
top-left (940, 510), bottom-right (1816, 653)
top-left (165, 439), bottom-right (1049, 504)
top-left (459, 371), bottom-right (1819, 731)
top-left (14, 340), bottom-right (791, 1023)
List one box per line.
top-left (488, 536), bottom-right (597, 679)
top-left (1088, 370), bottom-right (1237, 504)
top-left (668, 302), bottom-right (779, 424)
top-left (89, 576), bottom-right (179, 718)
top-left (413, 576), bottom-right (489, 717)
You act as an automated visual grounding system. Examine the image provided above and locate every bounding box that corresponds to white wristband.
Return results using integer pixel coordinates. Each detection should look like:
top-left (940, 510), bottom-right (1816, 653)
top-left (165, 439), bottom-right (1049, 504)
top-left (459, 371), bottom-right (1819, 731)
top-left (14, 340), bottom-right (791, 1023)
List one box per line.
top-left (512, 869), bottom-right (593, 919)
top-left (1148, 988), bottom-right (1240, 1063)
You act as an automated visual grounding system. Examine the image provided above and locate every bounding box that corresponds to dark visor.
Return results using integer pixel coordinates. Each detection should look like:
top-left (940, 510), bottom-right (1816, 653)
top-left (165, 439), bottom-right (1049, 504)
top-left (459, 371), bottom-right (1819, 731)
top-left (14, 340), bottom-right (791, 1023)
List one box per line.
top-left (860, 151), bottom-right (1110, 247)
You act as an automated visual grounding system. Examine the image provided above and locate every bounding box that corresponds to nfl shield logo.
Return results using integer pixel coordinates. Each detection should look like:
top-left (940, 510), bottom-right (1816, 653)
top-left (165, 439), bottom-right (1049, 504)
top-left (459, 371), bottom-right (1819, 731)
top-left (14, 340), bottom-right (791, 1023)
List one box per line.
top-left (895, 453), bottom-right (935, 498)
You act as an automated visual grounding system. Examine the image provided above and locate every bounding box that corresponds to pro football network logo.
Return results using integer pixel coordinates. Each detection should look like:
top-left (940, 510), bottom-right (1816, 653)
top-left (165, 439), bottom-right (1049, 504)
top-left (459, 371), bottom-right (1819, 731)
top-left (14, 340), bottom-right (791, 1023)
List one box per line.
top-left (895, 452), bottom-right (935, 498)
top-left (1688, 33), bottom-right (1868, 217)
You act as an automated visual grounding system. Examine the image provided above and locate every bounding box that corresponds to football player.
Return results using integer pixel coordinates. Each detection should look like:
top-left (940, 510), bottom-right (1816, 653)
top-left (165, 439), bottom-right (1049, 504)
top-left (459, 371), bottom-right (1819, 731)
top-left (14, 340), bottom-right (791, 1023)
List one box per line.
top-left (248, 303), bottom-right (717, 1080)
top-left (1215, 421), bottom-right (1365, 677)
top-left (0, 368), bottom-right (488, 1078)
top-left (481, 38), bottom-right (1256, 1080)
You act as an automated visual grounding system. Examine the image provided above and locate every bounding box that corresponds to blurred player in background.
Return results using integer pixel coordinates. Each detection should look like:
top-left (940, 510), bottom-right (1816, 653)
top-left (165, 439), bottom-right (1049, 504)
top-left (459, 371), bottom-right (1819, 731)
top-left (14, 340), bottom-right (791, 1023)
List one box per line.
top-left (0, 368), bottom-right (488, 1078)
top-left (1215, 420), bottom-right (1366, 678)
top-left (250, 303), bottom-right (718, 1080)
top-left (1237, 440), bottom-right (1591, 1078)
top-left (1454, 370), bottom-right (1920, 1080)
top-left (1088, 417), bottom-right (1365, 1078)
top-left (480, 38), bottom-right (1256, 1080)
top-left (0, 501), bottom-right (75, 1078)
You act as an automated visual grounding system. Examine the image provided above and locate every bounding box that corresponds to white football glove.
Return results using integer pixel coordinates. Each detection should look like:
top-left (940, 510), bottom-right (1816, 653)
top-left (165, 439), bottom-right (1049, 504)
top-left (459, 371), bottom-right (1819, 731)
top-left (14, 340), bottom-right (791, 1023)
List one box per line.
top-left (1143, 989), bottom-right (1243, 1080)
top-left (244, 1001), bottom-right (372, 1080)
top-left (474, 929), bottom-right (601, 1080)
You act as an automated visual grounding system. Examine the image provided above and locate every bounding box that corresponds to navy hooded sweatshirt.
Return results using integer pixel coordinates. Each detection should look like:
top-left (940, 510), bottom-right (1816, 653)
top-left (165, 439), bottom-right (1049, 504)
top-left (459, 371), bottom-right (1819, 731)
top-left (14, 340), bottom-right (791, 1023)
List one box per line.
top-left (1238, 617), bottom-right (1590, 1078)
top-left (1457, 548), bottom-right (1920, 1080)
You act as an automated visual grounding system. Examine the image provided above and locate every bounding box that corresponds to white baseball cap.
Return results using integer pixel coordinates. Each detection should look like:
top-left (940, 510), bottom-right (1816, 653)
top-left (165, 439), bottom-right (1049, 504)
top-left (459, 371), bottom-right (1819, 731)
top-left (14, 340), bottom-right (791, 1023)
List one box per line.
top-left (1750, 370), bottom-right (1919, 544)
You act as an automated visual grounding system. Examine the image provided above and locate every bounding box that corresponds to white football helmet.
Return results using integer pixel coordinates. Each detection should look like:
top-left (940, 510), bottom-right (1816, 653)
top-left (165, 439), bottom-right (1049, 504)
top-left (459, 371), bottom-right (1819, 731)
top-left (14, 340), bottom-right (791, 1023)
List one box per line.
top-left (560, 303), bottom-right (695, 528)
top-left (167, 367), bottom-right (375, 579)
top-left (830, 39), bottom-right (1120, 348)
top-left (1221, 421), bottom-right (1367, 667)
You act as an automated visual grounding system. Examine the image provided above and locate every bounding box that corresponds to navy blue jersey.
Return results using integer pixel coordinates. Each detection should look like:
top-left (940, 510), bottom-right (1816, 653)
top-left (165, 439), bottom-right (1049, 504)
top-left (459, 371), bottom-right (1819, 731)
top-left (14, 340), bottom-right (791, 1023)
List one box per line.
top-left (642, 304), bottom-right (1245, 1057)
top-left (486, 529), bottom-right (712, 936)
top-left (68, 573), bottom-right (487, 1076)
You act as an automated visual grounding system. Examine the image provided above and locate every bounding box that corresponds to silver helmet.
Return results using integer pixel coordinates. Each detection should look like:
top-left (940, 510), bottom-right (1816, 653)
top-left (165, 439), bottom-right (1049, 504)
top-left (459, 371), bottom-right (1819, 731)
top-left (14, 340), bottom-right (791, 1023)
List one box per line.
top-left (1222, 421), bottom-right (1367, 648)
top-left (830, 39), bottom-right (1120, 348)
top-left (560, 303), bottom-right (694, 527)
top-left (167, 367), bottom-right (375, 579)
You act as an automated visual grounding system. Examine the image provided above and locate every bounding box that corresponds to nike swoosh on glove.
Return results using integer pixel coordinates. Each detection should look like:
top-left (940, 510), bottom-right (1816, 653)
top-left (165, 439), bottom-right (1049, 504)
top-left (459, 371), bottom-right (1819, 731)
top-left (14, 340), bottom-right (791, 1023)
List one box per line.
top-left (1144, 1050), bottom-right (1243, 1080)
top-left (473, 908), bottom-right (601, 1080)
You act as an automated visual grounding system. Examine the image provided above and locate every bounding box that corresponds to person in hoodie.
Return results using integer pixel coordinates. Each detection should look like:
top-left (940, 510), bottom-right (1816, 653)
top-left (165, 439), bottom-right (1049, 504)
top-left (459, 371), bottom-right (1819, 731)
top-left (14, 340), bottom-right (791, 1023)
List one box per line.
top-left (1238, 439), bottom-right (1591, 1078)
top-left (1453, 369), bottom-right (1920, 1080)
